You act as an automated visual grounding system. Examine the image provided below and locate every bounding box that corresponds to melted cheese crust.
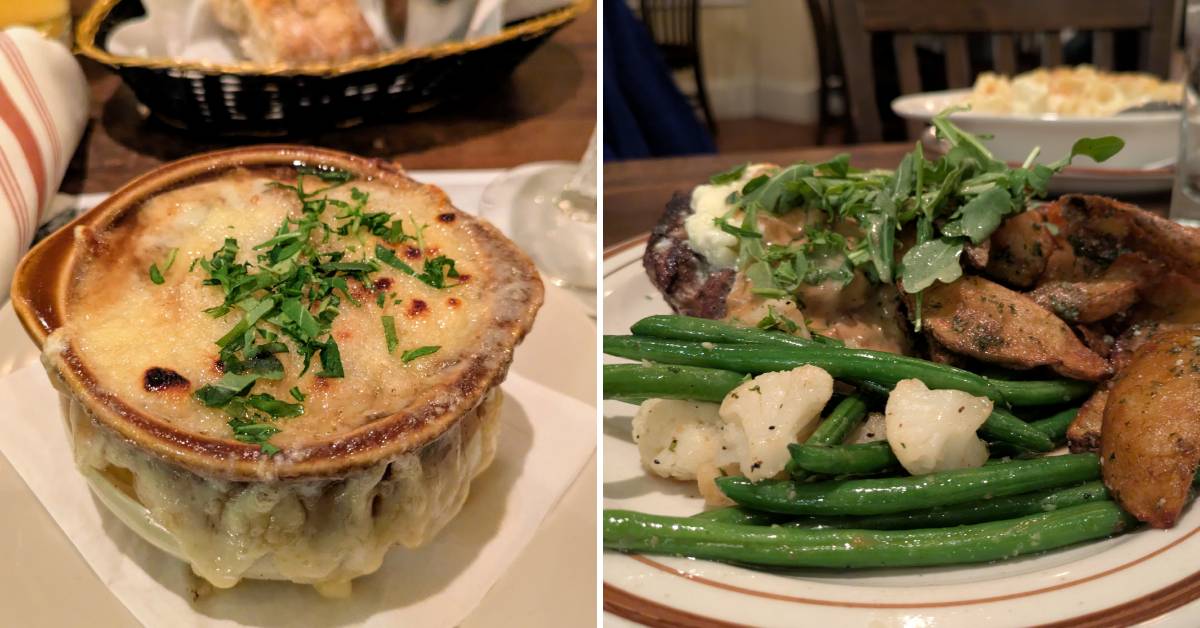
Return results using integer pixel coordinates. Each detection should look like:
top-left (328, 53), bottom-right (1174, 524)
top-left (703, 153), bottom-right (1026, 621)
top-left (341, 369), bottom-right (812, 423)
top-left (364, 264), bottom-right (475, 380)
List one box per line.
top-left (61, 170), bottom-right (499, 448)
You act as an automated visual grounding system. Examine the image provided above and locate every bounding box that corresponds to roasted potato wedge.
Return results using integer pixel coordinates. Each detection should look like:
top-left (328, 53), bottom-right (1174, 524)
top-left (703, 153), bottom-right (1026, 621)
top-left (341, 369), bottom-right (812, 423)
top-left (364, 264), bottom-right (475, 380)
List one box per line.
top-left (1067, 386), bottom-right (1109, 453)
top-left (984, 208), bottom-right (1056, 287)
top-left (923, 275), bottom-right (1110, 381)
top-left (1029, 254), bottom-right (1161, 324)
top-left (1101, 327), bottom-right (1200, 528)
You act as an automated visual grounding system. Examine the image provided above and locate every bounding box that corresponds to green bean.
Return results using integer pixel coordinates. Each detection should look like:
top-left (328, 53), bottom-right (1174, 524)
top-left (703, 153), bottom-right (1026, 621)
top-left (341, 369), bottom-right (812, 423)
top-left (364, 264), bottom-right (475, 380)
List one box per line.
top-left (807, 394), bottom-right (870, 446)
top-left (789, 481), bottom-right (1110, 530)
top-left (603, 363), bottom-right (744, 404)
top-left (604, 335), bottom-right (1001, 400)
top-left (630, 315), bottom-right (819, 349)
top-left (716, 453), bottom-right (1100, 516)
top-left (689, 506), bottom-right (780, 526)
top-left (631, 314), bottom-right (848, 348)
top-left (986, 377), bottom-right (1094, 406)
top-left (788, 441), bottom-right (900, 476)
top-left (604, 501), bottom-right (1135, 569)
top-left (1029, 407), bottom-right (1080, 443)
top-left (979, 407), bottom-right (1054, 452)
top-left (612, 317), bottom-right (1094, 407)
top-left (810, 332), bottom-right (845, 346)
top-left (787, 394), bottom-right (871, 479)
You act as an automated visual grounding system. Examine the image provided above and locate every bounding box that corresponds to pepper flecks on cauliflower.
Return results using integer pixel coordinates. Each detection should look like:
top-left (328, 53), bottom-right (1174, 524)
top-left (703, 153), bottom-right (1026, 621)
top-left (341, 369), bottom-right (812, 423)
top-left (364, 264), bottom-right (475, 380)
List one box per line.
top-left (631, 399), bottom-right (725, 480)
top-left (848, 411), bottom-right (887, 444)
top-left (884, 378), bottom-right (992, 476)
top-left (719, 365), bottom-right (834, 481)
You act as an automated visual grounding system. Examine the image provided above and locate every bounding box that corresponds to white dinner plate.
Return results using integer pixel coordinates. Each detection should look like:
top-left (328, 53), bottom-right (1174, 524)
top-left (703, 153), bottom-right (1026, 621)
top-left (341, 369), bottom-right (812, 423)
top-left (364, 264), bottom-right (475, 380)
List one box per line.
top-left (602, 237), bottom-right (1200, 627)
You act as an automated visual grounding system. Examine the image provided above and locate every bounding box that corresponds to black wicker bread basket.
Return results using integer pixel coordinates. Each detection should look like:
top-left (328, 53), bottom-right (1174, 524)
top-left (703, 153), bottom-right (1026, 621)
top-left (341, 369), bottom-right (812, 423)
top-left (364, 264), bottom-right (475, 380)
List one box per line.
top-left (77, 0), bottom-right (585, 135)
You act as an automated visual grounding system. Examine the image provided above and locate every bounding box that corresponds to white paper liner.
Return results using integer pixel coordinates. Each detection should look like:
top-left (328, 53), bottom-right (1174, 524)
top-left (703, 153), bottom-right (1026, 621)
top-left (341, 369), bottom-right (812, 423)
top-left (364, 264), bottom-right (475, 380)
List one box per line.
top-left (0, 363), bottom-right (593, 627)
top-left (105, 0), bottom-right (571, 64)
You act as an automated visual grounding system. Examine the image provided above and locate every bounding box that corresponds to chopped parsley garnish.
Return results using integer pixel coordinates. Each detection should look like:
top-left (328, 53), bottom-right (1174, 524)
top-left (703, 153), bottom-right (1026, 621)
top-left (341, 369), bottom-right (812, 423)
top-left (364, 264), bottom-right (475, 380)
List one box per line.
top-left (148, 248), bottom-right (178, 285)
top-left (756, 305), bottom-right (799, 334)
top-left (401, 345), bottom-right (440, 362)
top-left (382, 315), bottom-right (398, 354)
top-left (190, 166), bottom-right (461, 454)
top-left (376, 245), bottom-right (460, 289)
top-left (228, 418), bottom-right (280, 455)
top-left (417, 256), bottom-right (460, 289)
top-left (376, 244), bottom-right (416, 275)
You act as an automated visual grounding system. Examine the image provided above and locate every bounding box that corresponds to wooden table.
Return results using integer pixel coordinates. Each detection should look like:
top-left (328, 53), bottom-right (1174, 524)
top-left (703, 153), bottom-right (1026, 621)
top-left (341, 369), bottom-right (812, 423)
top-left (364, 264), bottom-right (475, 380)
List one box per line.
top-left (604, 144), bottom-right (1172, 247)
top-left (62, 1), bottom-right (596, 194)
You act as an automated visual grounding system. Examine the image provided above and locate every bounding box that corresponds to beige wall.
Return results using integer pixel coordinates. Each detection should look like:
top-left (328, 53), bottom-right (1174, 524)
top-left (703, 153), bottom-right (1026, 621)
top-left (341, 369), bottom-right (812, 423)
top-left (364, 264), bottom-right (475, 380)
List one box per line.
top-left (634, 0), bottom-right (821, 123)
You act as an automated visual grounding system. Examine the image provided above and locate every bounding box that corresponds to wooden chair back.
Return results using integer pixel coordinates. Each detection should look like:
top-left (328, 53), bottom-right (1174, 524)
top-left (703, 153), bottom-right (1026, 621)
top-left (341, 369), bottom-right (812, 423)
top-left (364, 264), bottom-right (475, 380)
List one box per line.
top-left (639, 0), bottom-right (699, 51)
top-left (829, 0), bottom-right (1179, 142)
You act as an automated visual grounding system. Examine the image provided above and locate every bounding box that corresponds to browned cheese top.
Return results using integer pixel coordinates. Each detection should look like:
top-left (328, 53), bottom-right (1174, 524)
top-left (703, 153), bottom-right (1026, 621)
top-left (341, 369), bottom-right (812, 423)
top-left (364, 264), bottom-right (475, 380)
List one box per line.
top-left (47, 166), bottom-right (541, 476)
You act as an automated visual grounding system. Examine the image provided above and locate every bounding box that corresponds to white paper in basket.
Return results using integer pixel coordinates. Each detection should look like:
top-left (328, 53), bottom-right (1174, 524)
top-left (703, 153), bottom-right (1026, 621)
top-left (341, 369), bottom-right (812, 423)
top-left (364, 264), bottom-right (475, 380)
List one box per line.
top-left (0, 363), bottom-right (593, 627)
top-left (104, 0), bottom-right (570, 63)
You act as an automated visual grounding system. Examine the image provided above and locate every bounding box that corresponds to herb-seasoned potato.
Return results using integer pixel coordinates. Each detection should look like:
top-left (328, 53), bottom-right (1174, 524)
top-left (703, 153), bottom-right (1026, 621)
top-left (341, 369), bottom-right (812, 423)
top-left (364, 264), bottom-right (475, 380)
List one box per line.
top-left (1101, 327), bottom-right (1200, 528)
top-left (922, 275), bottom-right (1110, 381)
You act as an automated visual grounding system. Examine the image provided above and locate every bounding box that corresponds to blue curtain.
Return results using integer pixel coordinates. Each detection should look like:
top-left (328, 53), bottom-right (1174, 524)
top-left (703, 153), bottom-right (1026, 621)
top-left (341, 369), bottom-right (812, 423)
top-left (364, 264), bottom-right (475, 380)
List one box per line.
top-left (603, 0), bottom-right (715, 160)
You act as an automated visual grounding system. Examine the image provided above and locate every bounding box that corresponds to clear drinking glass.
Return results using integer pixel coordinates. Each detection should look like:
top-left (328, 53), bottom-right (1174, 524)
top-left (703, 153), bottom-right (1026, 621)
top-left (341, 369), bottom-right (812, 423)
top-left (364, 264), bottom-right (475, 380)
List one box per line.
top-left (478, 133), bottom-right (597, 314)
top-left (1171, 0), bottom-right (1200, 225)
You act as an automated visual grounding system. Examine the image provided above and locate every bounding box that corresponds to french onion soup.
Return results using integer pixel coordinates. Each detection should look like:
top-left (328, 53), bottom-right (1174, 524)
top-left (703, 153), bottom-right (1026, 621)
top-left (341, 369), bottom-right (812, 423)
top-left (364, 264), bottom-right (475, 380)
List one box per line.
top-left (13, 148), bottom-right (542, 594)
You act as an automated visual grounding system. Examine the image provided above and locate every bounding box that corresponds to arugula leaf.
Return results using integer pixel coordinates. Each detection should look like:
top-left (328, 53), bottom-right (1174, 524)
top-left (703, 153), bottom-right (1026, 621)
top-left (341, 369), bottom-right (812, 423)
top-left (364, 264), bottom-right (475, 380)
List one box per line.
top-left (709, 163), bottom-right (747, 185)
top-left (289, 386), bottom-right (306, 402)
top-left (715, 217), bottom-right (763, 238)
top-left (955, 187), bottom-right (1012, 244)
top-left (816, 154), bottom-right (851, 177)
top-left (149, 264), bottom-right (164, 285)
top-left (900, 238), bottom-right (965, 293)
top-left (741, 174), bottom-right (769, 196)
top-left (861, 192), bottom-right (897, 283)
top-left (401, 345), bottom-right (441, 362)
top-left (1053, 136), bottom-right (1126, 168)
top-left (739, 164), bottom-right (813, 214)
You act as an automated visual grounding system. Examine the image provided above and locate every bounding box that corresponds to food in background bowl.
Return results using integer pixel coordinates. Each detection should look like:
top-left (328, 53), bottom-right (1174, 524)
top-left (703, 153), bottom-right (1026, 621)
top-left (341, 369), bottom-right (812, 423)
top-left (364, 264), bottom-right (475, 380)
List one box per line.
top-left (11, 147), bottom-right (543, 595)
top-left (967, 65), bottom-right (1181, 117)
top-left (892, 78), bottom-right (1179, 171)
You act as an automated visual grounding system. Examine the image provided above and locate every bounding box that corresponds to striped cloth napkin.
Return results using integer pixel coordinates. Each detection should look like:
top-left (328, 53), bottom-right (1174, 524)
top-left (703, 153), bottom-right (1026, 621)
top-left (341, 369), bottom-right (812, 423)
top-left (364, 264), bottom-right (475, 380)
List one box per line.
top-left (0, 27), bottom-right (88, 302)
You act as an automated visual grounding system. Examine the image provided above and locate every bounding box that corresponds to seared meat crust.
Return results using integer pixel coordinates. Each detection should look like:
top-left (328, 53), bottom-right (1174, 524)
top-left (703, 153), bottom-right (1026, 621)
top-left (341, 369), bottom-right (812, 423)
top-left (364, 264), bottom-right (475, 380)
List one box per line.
top-left (643, 193), bottom-right (735, 318)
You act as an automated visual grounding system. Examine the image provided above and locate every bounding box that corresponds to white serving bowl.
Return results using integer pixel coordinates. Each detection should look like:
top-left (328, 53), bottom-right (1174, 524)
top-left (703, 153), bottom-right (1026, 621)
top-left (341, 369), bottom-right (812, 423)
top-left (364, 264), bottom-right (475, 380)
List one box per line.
top-left (892, 88), bottom-right (1179, 170)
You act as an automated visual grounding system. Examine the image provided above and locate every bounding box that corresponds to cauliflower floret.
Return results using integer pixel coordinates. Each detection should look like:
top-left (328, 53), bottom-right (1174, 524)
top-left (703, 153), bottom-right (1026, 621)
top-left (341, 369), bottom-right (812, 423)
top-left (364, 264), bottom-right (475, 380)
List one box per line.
top-left (848, 411), bottom-right (888, 444)
top-left (719, 365), bottom-right (833, 481)
top-left (885, 379), bottom-right (992, 476)
top-left (631, 399), bottom-right (725, 480)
